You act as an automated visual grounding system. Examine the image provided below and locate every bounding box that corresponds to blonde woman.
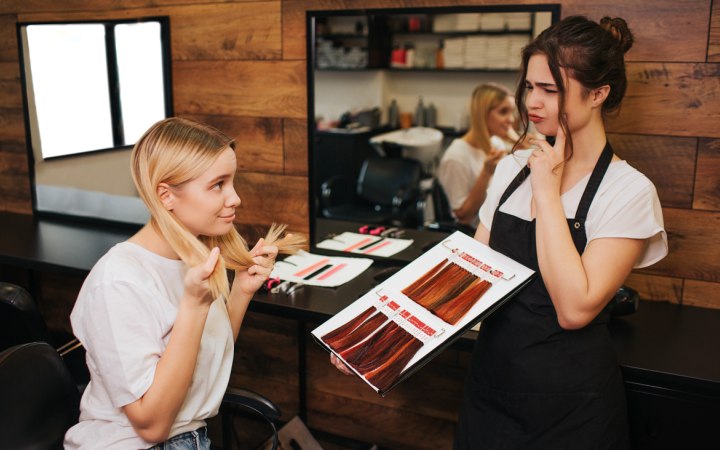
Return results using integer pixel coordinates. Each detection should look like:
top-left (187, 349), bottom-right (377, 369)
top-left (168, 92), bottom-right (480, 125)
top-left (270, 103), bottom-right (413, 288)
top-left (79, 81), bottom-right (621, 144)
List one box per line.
top-left (64, 117), bottom-right (303, 450)
top-left (436, 83), bottom-right (521, 228)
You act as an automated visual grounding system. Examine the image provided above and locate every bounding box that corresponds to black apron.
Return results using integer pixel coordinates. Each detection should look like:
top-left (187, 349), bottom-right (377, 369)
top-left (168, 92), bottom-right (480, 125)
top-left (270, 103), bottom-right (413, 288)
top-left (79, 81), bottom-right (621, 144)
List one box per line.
top-left (455, 142), bottom-right (629, 450)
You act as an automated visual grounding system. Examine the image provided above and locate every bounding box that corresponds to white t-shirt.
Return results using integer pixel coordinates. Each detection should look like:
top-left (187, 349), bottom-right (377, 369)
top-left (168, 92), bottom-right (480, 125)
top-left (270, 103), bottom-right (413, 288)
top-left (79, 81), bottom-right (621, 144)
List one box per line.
top-left (436, 139), bottom-right (488, 227)
top-left (479, 150), bottom-right (668, 268)
top-left (64, 242), bottom-right (234, 450)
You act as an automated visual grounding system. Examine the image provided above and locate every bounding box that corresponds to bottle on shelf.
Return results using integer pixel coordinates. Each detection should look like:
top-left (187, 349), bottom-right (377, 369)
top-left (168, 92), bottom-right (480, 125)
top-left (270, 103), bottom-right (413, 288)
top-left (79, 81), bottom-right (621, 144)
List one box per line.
top-left (415, 96), bottom-right (426, 127)
top-left (405, 43), bottom-right (416, 68)
top-left (388, 99), bottom-right (399, 128)
top-left (425, 102), bottom-right (437, 128)
top-left (435, 40), bottom-right (445, 70)
top-left (390, 44), bottom-right (406, 68)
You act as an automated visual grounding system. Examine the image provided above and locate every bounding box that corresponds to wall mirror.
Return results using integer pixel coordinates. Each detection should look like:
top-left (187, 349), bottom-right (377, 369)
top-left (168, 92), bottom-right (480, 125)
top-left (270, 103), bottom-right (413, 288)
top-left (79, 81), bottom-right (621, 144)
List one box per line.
top-left (307, 5), bottom-right (560, 261)
top-left (17, 17), bottom-right (173, 226)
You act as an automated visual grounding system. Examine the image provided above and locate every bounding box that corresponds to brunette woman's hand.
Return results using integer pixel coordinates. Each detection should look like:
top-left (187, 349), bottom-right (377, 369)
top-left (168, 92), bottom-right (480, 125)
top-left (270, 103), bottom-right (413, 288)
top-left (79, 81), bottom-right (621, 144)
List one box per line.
top-left (234, 238), bottom-right (279, 296)
top-left (527, 126), bottom-right (566, 201)
top-left (183, 246), bottom-right (220, 306)
top-left (330, 353), bottom-right (354, 376)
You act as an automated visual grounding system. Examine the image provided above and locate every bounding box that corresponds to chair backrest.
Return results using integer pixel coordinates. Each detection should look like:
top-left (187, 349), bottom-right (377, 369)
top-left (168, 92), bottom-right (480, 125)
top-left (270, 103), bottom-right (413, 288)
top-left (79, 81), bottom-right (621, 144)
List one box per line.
top-left (0, 282), bottom-right (50, 352)
top-left (357, 157), bottom-right (422, 206)
top-left (0, 342), bottom-right (80, 450)
top-left (431, 178), bottom-right (455, 223)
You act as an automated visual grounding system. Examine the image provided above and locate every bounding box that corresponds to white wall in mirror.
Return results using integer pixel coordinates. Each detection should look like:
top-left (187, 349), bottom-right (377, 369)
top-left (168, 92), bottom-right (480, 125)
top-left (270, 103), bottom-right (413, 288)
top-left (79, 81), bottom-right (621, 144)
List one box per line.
top-left (315, 70), bottom-right (518, 130)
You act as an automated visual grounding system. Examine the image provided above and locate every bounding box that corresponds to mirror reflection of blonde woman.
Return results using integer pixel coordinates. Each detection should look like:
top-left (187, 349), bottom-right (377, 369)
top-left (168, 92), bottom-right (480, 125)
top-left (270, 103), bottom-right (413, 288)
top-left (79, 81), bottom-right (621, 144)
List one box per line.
top-left (64, 118), bottom-right (303, 450)
top-left (437, 83), bottom-right (525, 227)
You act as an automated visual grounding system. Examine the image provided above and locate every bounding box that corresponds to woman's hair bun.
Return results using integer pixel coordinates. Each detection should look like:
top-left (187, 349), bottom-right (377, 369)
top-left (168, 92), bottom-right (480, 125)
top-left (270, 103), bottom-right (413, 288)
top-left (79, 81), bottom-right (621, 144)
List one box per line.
top-left (600, 16), bottom-right (634, 54)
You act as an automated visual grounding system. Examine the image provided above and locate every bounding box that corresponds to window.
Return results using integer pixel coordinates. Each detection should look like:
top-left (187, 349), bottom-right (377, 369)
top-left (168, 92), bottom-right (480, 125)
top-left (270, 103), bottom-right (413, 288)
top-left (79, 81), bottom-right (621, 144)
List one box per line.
top-left (19, 17), bottom-right (172, 159)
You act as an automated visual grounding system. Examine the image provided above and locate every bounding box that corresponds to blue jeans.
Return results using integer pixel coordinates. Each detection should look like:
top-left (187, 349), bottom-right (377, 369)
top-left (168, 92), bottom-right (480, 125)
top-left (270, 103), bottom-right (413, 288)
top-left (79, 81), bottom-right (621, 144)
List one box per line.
top-left (147, 427), bottom-right (210, 450)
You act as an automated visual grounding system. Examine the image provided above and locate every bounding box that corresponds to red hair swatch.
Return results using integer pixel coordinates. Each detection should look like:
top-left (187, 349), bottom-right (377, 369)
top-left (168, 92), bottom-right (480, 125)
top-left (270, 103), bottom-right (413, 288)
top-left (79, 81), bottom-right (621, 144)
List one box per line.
top-left (322, 306), bottom-right (375, 344)
top-left (326, 312), bottom-right (388, 353)
top-left (433, 279), bottom-right (492, 324)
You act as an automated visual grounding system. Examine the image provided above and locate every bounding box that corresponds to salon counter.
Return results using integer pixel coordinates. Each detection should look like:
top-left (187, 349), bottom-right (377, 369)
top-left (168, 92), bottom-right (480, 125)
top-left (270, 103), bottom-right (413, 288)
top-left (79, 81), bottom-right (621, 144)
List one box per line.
top-left (1, 212), bottom-right (719, 448)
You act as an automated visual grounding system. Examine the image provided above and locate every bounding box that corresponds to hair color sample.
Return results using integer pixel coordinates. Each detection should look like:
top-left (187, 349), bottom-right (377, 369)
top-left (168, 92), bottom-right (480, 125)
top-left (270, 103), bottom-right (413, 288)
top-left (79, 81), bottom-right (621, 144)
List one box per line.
top-left (422, 268), bottom-right (477, 311)
top-left (404, 262), bottom-right (457, 304)
top-left (365, 336), bottom-right (423, 392)
top-left (433, 279), bottom-right (492, 325)
top-left (351, 322), bottom-right (416, 374)
top-left (401, 259), bottom-right (448, 298)
top-left (321, 306), bottom-right (376, 344)
top-left (326, 311), bottom-right (387, 354)
top-left (340, 320), bottom-right (398, 366)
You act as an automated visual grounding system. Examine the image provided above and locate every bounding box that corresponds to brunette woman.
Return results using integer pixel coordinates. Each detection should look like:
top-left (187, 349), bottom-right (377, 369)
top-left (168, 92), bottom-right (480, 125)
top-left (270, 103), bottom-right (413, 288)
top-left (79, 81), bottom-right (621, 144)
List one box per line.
top-left (454, 16), bottom-right (667, 449)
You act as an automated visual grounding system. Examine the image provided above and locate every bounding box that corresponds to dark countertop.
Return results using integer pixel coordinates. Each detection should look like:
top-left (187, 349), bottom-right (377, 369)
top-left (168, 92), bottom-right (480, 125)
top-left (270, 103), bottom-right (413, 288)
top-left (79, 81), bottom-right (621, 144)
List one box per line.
top-left (2, 211), bottom-right (719, 393)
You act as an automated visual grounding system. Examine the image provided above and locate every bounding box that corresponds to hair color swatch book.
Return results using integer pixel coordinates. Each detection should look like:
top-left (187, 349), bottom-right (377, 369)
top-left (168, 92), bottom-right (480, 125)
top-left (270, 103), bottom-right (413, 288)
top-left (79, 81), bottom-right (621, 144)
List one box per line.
top-left (311, 231), bottom-right (536, 396)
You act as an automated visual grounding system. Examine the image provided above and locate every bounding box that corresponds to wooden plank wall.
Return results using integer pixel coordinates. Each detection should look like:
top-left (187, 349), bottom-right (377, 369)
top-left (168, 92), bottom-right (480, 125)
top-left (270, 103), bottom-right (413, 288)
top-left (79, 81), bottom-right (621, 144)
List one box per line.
top-left (0, 1), bottom-right (718, 449)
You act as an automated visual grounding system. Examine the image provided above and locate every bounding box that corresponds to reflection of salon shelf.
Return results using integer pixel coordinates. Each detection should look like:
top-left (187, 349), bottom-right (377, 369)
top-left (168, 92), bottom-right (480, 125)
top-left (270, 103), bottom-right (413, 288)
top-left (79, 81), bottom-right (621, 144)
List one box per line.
top-left (315, 13), bottom-right (534, 71)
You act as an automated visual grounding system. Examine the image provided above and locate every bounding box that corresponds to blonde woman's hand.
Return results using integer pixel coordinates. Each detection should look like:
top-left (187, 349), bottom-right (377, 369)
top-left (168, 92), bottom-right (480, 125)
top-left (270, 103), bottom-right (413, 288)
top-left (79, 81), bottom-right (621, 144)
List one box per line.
top-left (234, 238), bottom-right (279, 296)
top-left (183, 246), bottom-right (220, 307)
top-left (527, 126), bottom-right (566, 201)
top-left (330, 353), bottom-right (354, 376)
top-left (482, 148), bottom-right (506, 176)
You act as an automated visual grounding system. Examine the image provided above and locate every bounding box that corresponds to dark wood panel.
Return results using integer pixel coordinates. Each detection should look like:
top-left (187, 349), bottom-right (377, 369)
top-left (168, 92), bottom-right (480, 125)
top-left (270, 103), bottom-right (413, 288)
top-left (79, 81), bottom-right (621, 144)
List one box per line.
top-left (694, 138), bottom-right (720, 211)
top-left (2, 0), bottom-right (257, 14)
top-left (0, 14), bottom-right (18, 61)
top-left (232, 171), bottom-right (308, 233)
top-left (283, 118), bottom-right (308, 176)
top-left (182, 114), bottom-right (284, 174)
top-left (164, 2), bottom-right (281, 61)
top-left (608, 133), bottom-right (696, 209)
top-left (307, 338), bottom-right (465, 422)
top-left (607, 62), bottom-right (720, 138)
top-left (625, 273), bottom-right (683, 304)
top-left (0, 107), bottom-right (24, 142)
top-left (709, 0), bottom-right (720, 62)
top-left (233, 312), bottom-right (298, 384)
top-left (642, 208), bottom-right (720, 282)
top-left (0, 62), bottom-right (22, 109)
top-left (284, 0), bottom-right (711, 62)
top-left (174, 60), bottom-right (306, 119)
top-left (0, 144), bottom-right (31, 214)
top-left (306, 388), bottom-right (457, 450)
top-left (562, 0), bottom-right (711, 62)
top-left (17, 2), bottom-right (281, 61)
top-left (683, 279), bottom-right (720, 309)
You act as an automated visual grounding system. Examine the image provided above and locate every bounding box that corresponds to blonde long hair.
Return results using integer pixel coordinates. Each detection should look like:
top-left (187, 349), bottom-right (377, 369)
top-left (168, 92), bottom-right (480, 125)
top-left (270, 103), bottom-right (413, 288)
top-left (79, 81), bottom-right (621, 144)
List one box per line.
top-left (131, 117), bottom-right (304, 300)
top-left (468, 83), bottom-right (513, 153)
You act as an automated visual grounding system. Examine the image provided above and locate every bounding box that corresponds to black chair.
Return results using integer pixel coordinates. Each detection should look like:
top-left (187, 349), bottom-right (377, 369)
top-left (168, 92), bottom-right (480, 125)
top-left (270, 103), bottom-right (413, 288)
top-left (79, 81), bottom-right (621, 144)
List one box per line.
top-left (0, 282), bottom-right (281, 450)
top-left (320, 156), bottom-right (425, 228)
top-left (0, 282), bottom-right (89, 388)
top-left (0, 342), bottom-right (81, 450)
top-left (423, 178), bottom-right (477, 236)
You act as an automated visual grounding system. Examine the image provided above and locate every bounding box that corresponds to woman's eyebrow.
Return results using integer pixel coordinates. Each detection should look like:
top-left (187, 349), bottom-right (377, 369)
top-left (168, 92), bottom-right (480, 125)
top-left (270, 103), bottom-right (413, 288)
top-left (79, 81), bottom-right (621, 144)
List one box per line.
top-left (526, 80), bottom-right (557, 88)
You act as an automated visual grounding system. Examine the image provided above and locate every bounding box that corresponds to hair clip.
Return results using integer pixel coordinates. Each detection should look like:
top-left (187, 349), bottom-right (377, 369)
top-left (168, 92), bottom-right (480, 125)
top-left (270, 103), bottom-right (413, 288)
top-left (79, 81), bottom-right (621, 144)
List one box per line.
top-left (359, 225), bottom-right (386, 236)
top-left (263, 277), bottom-right (281, 292)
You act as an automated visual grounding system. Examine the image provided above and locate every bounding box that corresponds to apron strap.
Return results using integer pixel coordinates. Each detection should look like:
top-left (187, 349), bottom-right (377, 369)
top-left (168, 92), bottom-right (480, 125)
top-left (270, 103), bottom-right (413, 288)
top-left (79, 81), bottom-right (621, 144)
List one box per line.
top-left (574, 140), bottom-right (614, 221)
top-left (498, 165), bottom-right (530, 208)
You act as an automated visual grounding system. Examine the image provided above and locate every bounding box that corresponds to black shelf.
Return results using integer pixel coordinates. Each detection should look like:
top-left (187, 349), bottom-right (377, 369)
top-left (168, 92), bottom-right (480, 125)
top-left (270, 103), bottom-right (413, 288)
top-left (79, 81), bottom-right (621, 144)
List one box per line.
top-left (316, 66), bottom-right (519, 73)
top-left (392, 29), bottom-right (532, 36)
top-left (317, 33), bottom-right (368, 39)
